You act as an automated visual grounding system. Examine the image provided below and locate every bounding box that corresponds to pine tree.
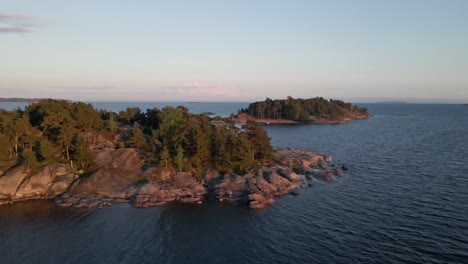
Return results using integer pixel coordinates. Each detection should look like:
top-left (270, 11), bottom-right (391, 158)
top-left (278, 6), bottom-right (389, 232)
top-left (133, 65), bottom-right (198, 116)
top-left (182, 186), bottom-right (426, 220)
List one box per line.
top-left (108, 112), bottom-right (117, 133)
top-left (157, 107), bottom-right (187, 155)
top-left (72, 135), bottom-right (94, 170)
top-left (39, 139), bottom-right (59, 165)
top-left (127, 122), bottom-right (146, 149)
top-left (237, 132), bottom-right (257, 173)
top-left (23, 149), bottom-right (40, 174)
top-left (244, 120), bottom-right (272, 163)
top-left (160, 145), bottom-right (170, 169)
top-left (175, 145), bottom-right (185, 172)
top-left (0, 132), bottom-right (13, 160)
top-left (57, 124), bottom-right (77, 168)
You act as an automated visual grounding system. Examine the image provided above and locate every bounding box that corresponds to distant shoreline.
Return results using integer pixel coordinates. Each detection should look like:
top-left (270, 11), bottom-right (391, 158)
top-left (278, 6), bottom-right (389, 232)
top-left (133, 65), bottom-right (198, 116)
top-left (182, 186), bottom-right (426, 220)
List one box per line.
top-left (0, 98), bottom-right (45, 103)
top-left (235, 113), bottom-right (370, 125)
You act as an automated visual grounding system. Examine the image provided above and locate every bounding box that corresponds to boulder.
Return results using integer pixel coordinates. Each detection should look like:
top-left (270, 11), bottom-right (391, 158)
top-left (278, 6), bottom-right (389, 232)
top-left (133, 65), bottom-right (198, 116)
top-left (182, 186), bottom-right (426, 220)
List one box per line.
top-left (54, 164), bottom-right (70, 176)
top-left (15, 166), bottom-right (55, 198)
top-left (211, 173), bottom-right (249, 200)
top-left (0, 166), bottom-right (27, 197)
top-left (296, 164), bottom-right (314, 174)
top-left (301, 155), bottom-right (324, 167)
top-left (312, 171), bottom-right (334, 182)
top-left (70, 148), bottom-right (146, 197)
top-left (179, 196), bottom-right (203, 204)
top-left (202, 170), bottom-right (220, 183)
top-left (289, 190), bottom-right (300, 196)
top-left (173, 172), bottom-right (196, 188)
top-left (334, 169), bottom-right (345, 177)
top-left (0, 164), bottom-right (75, 201)
top-left (251, 175), bottom-right (277, 195)
top-left (159, 169), bottom-right (173, 182)
top-left (277, 168), bottom-right (301, 182)
top-left (248, 193), bottom-right (272, 209)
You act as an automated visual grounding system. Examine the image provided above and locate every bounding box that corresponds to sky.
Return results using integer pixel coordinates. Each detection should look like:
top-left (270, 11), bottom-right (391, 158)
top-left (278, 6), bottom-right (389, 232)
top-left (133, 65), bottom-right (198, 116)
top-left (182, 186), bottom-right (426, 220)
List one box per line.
top-left (0, 0), bottom-right (467, 103)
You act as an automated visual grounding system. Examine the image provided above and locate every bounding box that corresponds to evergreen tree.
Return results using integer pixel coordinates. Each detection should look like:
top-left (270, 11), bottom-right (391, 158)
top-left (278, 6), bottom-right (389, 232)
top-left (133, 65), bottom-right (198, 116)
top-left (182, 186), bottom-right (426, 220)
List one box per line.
top-left (160, 145), bottom-right (170, 169)
top-left (72, 102), bottom-right (101, 131)
top-left (145, 108), bottom-right (160, 129)
top-left (57, 124), bottom-right (77, 168)
top-left (237, 132), bottom-right (257, 173)
top-left (0, 132), bottom-right (13, 160)
top-left (0, 111), bottom-right (29, 157)
top-left (72, 135), bottom-right (94, 170)
top-left (39, 139), bottom-right (59, 165)
top-left (157, 107), bottom-right (187, 155)
top-left (240, 96), bottom-right (368, 121)
top-left (175, 145), bottom-right (185, 172)
top-left (244, 120), bottom-right (272, 163)
top-left (108, 112), bottom-right (117, 133)
top-left (127, 122), bottom-right (146, 149)
top-left (23, 149), bottom-right (40, 174)
top-left (212, 124), bottom-right (230, 172)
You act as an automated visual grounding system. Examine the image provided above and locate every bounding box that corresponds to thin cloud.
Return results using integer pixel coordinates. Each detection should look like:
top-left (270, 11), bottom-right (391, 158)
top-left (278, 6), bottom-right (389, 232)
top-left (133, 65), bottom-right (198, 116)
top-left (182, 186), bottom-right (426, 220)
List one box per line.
top-left (168, 82), bottom-right (249, 100)
top-left (0, 13), bottom-right (36, 33)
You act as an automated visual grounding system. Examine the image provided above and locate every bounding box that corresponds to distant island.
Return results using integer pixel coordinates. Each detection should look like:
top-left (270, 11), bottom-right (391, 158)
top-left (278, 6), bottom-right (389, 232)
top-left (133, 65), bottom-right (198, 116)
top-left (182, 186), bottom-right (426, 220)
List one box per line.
top-left (0, 97), bottom-right (47, 103)
top-left (236, 96), bottom-right (370, 124)
top-left (376, 101), bottom-right (409, 104)
top-left (0, 99), bottom-right (345, 209)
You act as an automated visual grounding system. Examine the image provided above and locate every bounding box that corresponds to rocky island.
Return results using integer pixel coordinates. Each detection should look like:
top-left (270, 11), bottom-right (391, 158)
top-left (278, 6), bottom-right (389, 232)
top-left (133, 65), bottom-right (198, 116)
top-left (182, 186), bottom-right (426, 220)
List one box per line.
top-left (0, 97), bottom-right (47, 103)
top-left (0, 99), bottom-right (346, 209)
top-left (236, 96), bottom-right (370, 124)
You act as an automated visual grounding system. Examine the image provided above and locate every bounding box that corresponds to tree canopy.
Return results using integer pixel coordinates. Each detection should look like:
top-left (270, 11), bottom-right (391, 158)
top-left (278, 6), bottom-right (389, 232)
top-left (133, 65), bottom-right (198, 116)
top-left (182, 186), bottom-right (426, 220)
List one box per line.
top-left (239, 96), bottom-right (368, 122)
top-left (0, 99), bottom-right (273, 175)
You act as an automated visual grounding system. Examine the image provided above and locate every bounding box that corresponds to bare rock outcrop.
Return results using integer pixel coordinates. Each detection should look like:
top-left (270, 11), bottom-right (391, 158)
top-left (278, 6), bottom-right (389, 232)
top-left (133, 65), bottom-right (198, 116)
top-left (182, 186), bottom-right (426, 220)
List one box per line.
top-left (0, 164), bottom-right (76, 204)
top-left (2, 147), bottom-right (346, 210)
top-left (205, 166), bottom-right (303, 209)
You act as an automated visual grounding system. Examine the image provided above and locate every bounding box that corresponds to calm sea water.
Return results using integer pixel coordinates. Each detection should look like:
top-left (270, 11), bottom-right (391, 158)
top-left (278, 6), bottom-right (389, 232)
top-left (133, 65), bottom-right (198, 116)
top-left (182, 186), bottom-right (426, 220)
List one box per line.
top-left (0, 102), bottom-right (467, 264)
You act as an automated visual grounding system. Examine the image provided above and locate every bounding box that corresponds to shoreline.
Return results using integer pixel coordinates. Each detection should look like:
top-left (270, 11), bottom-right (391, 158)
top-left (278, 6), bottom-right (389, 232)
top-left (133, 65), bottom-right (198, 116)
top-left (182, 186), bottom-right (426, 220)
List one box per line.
top-left (0, 147), bottom-right (345, 210)
top-left (235, 113), bottom-right (371, 125)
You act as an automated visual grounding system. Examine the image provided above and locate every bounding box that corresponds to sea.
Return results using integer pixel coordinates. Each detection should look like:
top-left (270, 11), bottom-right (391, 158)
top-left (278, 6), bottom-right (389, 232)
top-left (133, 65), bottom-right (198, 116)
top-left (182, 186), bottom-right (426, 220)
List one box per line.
top-left (0, 102), bottom-right (467, 264)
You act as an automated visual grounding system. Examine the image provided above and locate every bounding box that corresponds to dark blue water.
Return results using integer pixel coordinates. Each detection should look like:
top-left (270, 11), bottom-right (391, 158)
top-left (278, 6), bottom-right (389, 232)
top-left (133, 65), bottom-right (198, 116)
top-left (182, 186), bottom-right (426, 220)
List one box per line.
top-left (1, 103), bottom-right (467, 264)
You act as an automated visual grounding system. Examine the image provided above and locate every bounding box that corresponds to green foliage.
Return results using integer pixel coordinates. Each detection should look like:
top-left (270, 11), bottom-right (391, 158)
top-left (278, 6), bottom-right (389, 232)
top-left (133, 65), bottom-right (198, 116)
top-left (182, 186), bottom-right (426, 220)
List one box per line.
top-left (108, 112), bottom-right (117, 133)
top-left (244, 120), bottom-right (273, 163)
top-left (0, 110), bottom-right (31, 157)
top-left (0, 98), bottom-right (276, 176)
top-left (22, 149), bottom-right (41, 174)
top-left (144, 108), bottom-right (160, 129)
top-left (118, 107), bottom-right (144, 125)
top-left (127, 122), bottom-right (147, 149)
top-left (160, 145), bottom-right (170, 169)
top-left (72, 135), bottom-right (94, 170)
top-left (39, 139), bottom-right (59, 164)
top-left (240, 96), bottom-right (368, 121)
top-left (175, 145), bottom-right (185, 172)
top-left (0, 132), bottom-right (13, 160)
top-left (72, 102), bottom-right (101, 131)
top-left (156, 106), bottom-right (187, 155)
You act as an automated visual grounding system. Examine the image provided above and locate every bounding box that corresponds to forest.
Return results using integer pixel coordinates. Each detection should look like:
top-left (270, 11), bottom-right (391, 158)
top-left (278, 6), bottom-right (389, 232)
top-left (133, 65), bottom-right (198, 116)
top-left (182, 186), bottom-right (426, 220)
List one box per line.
top-left (239, 96), bottom-right (369, 122)
top-left (0, 99), bottom-right (272, 176)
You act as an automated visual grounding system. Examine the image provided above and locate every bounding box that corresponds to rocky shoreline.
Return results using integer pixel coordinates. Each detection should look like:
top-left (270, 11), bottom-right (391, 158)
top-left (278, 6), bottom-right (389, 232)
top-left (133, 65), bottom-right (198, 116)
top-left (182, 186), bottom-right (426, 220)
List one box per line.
top-left (0, 147), bottom-right (346, 210)
top-left (236, 113), bottom-right (370, 125)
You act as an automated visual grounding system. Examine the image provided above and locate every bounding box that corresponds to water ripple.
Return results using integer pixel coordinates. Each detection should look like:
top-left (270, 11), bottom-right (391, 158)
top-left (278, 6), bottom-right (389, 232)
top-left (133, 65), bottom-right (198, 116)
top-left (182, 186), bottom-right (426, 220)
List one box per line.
top-left (1, 103), bottom-right (467, 264)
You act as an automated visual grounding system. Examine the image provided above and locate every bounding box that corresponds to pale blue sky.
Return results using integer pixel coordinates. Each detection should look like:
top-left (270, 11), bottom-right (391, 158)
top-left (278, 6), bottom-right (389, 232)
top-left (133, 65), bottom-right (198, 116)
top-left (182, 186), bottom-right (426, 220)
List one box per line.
top-left (0, 0), bottom-right (467, 102)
